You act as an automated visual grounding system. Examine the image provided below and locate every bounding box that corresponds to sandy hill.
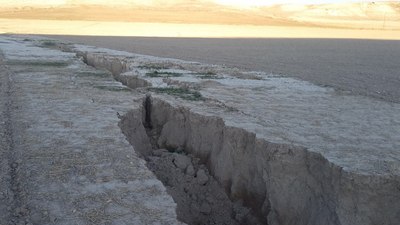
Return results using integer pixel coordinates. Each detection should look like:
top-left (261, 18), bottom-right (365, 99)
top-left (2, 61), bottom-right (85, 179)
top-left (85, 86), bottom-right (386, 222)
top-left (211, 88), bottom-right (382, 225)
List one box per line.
top-left (0, 1), bottom-right (399, 30)
top-left (258, 2), bottom-right (400, 30)
top-left (0, 0), bottom-right (302, 26)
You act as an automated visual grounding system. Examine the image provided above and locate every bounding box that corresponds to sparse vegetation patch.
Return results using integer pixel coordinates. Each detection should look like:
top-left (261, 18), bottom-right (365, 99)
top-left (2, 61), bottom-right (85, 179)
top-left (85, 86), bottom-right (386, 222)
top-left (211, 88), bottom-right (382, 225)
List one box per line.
top-left (148, 87), bottom-right (204, 101)
top-left (194, 71), bottom-right (222, 79)
top-left (146, 71), bottom-right (183, 78)
top-left (40, 40), bottom-right (57, 47)
top-left (138, 63), bottom-right (170, 70)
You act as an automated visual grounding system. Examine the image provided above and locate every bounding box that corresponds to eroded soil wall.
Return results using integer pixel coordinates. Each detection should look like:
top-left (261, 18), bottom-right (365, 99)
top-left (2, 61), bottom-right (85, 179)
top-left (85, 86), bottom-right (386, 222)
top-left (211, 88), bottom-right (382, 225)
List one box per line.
top-left (82, 50), bottom-right (400, 225)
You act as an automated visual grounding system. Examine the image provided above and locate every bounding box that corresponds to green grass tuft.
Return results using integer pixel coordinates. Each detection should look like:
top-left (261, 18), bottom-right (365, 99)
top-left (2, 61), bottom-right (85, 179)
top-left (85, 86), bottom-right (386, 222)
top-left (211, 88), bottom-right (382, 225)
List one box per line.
top-left (138, 63), bottom-right (170, 70)
top-left (146, 71), bottom-right (183, 78)
top-left (148, 87), bottom-right (204, 101)
top-left (204, 71), bottom-right (217, 75)
top-left (190, 71), bottom-right (221, 79)
top-left (196, 74), bottom-right (221, 79)
top-left (40, 40), bottom-right (57, 47)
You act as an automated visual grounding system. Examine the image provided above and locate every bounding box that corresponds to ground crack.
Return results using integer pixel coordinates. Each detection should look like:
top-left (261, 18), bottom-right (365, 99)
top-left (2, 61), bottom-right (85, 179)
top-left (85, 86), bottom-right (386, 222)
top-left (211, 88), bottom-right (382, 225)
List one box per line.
top-left (1, 54), bottom-right (32, 225)
top-left (119, 96), bottom-right (263, 225)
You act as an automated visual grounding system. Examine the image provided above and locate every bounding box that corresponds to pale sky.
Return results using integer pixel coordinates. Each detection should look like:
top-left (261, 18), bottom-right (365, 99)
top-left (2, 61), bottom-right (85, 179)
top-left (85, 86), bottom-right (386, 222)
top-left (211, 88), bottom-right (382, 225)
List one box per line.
top-left (0, 0), bottom-right (380, 7)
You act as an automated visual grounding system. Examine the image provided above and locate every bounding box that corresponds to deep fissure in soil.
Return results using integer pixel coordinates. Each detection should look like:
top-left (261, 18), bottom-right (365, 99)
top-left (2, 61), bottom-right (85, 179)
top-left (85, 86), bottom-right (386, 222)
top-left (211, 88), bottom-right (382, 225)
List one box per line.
top-left (120, 95), bottom-right (263, 225)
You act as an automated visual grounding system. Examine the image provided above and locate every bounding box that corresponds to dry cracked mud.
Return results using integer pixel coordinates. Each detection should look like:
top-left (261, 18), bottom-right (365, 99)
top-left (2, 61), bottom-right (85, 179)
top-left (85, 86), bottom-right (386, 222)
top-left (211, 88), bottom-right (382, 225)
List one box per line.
top-left (146, 149), bottom-right (261, 225)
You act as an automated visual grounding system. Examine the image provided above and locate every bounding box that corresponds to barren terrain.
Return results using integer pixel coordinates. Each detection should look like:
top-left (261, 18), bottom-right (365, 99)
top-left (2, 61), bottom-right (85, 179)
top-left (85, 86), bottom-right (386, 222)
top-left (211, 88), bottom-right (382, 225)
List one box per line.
top-left (1, 1), bottom-right (399, 29)
top-left (1, 34), bottom-right (399, 225)
top-left (1, 1), bottom-right (399, 39)
top-left (49, 35), bottom-right (400, 103)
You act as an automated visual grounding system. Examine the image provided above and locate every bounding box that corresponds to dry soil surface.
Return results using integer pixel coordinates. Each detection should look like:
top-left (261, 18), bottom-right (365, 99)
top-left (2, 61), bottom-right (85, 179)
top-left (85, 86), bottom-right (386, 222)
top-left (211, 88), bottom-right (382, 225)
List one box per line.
top-left (48, 36), bottom-right (400, 103)
top-left (1, 34), bottom-right (399, 225)
top-left (0, 36), bottom-right (182, 225)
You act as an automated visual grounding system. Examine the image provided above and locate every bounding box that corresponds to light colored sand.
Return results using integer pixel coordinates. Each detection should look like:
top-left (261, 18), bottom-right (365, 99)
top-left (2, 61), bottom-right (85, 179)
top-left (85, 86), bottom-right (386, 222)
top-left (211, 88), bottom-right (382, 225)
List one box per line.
top-left (1, 2), bottom-right (399, 30)
top-left (0, 2), bottom-right (399, 39)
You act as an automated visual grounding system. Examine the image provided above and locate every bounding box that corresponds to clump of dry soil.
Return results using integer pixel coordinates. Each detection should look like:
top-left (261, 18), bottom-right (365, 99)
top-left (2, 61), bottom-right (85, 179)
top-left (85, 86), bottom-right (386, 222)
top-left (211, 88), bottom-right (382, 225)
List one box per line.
top-left (146, 148), bottom-right (262, 225)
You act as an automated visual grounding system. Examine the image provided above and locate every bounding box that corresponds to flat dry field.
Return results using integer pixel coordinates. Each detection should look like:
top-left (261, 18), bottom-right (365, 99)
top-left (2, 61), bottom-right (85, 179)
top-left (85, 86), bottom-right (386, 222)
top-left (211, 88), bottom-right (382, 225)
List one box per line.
top-left (49, 35), bottom-right (400, 103)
